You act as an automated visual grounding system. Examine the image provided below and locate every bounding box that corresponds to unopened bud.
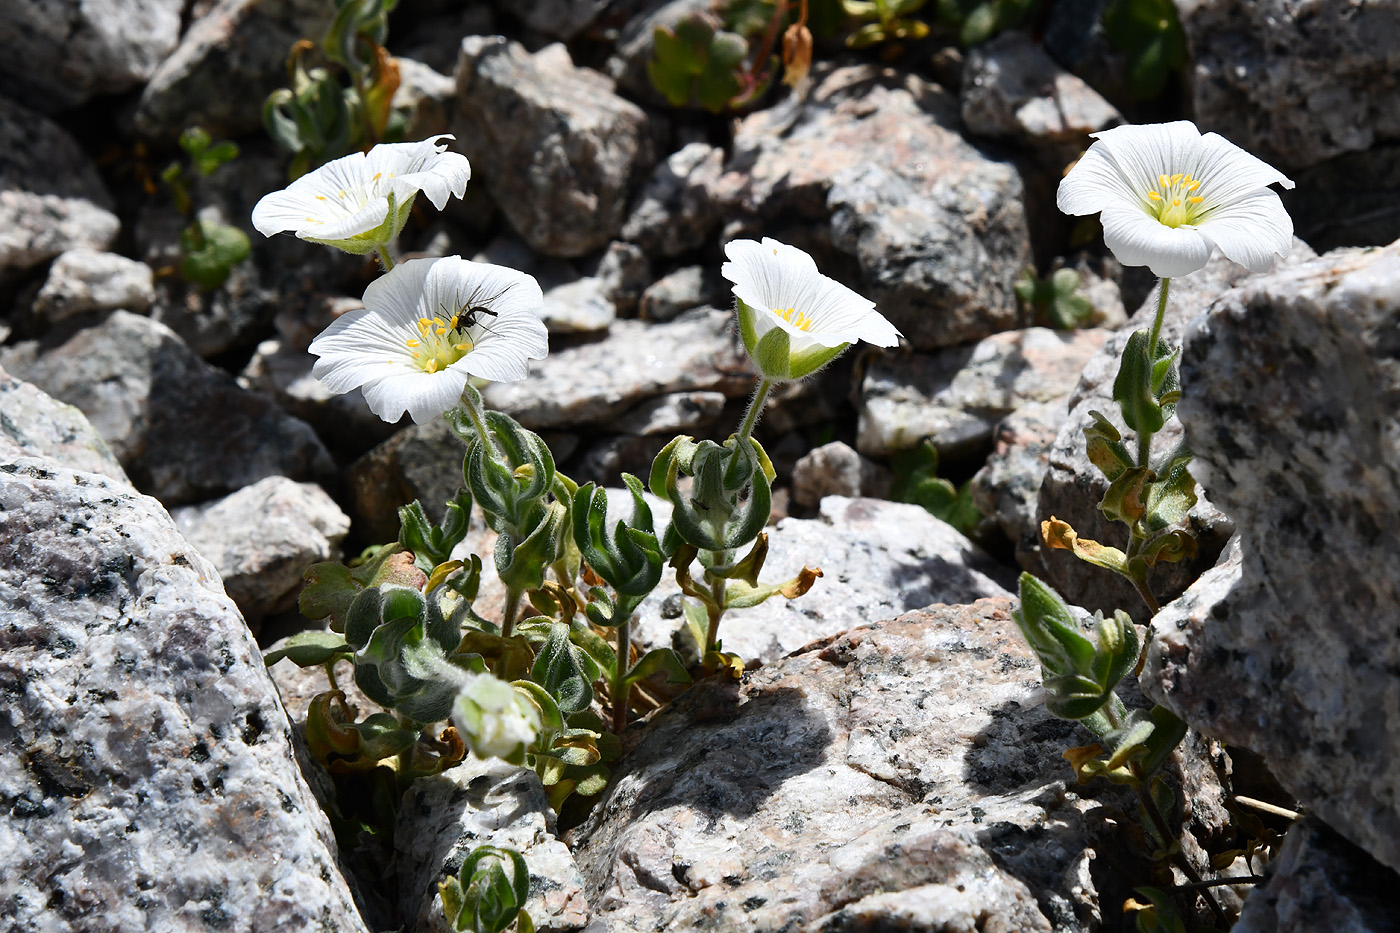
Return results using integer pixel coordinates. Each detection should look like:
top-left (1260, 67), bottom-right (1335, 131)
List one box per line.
top-left (782, 24), bottom-right (813, 88)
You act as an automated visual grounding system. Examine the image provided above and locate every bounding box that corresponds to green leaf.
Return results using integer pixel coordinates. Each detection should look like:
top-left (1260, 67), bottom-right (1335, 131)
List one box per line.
top-left (179, 219), bottom-right (251, 291)
top-left (1112, 330), bottom-right (1164, 436)
top-left (531, 622), bottom-right (594, 716)
top-left (623, 648), bottom-right (693, 692)
top-left (263, 629), bottom-right (353, 667)
top-left (449, 845), bottom-right (529, 933)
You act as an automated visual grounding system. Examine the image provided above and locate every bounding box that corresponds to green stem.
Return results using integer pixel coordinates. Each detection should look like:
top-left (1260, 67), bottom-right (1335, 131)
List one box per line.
top-left (704, 572), bottom-right (727, 652)
top-left (613, 618), bottom-right (632, 733)
top-left (1138, 278), bottom-right (1171, 466)
top-left (377, 246), bottom-right (396, 272)
top-left (500, 588), bottom-right (522, 642)
top-left (458, 387), bottom-right (500, 461)
top-left (1132, 762), bottom-right (1229, 928)
top-left (736, 379), bottom-right (775, 446)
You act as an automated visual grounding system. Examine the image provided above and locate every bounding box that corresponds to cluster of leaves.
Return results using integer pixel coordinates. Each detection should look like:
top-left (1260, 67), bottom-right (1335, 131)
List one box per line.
top-left (440, 845), bottom-right (535, 933)
top-left (159, 127), bottom-right (250, 290)
top-left (1015, 266), bottom-right (1094, 330)
top-left (934, 0), bottom-right (1036, 47)
top-left (1102, 0), bottom-right (1186, 99)
top-left (890, 440), bottom-right (981, 537)
top-left (263, 0), bottom-right (405, 179)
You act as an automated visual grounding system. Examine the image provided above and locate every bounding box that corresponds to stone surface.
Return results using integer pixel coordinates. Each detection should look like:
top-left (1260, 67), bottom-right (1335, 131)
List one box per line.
top-left (395, 758), bottom-right (590, 933)
top-left (857, 326), bottom-right (1109, 459)
top-left (574, 599), bottom-right (1141, 932)
top-left (0, 0), bottom-right (182, 110)
top-left (172, 476), bottom-right (350, 626)
top-left (0, 96), bottom-right (121, 277)
top-left (509, 0), bottom-right (606, 40)
top-left (394, 57), bottom-right (457, 141)
top-left (482, 309), bottom-right (753, 430)
top-left (1234, 817), bottom-right (1400, 933)
top-left (2, 310), bottom-right (334, 506)
top-left (633, 496), bottom-right (1014, 665)
top-left (1141, 241), bottom-right (1400, 873)
top-left (961, 30), bottom-right (1121, 141)
top-left (0, 365), bottom-right (128, 482)
top-left (970, 397), bottom-right (1068, 574)
top-left (638, 266), bottom-right (724, 322)
top-left (454, 38), bottom-right (652, 258)
top-left (0, 450), bottom-right (369, 932)
top-left (790, 440), bottom-right (892, 509)
top-left (33, 249), bottom-right (155, 324)
top-left (136, 0), bottom-right (336, 139)
top-left (1286, 144), bottom-right (1400, 254)
top-left (613, 391), bottom-right (727, 437)
top-left (729, 63), bottom-right (1032, 350)
top-left (620, 143), bottom-right (728, 258)
top-left (1033, 243), bottom-right (1319, 619)
top-left (1181, 0), bottom-right (1400, 171)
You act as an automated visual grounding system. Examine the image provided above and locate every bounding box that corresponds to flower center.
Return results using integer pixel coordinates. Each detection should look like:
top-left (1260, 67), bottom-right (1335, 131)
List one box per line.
top-left (1146, 173), bottom-right (1205, 228)
top-left (405, 310), bottom-right (474, 374)
top-left (774, 306), bottom-right (814, 331)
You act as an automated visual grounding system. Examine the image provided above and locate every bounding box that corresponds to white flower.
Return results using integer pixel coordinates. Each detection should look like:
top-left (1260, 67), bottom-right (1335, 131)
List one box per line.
top-left (452, 675), bottom-right (541, 762)
top-left (721, 237), bottom-right (901, 381)
top-left (1058, 121), bottom-right (1295, 278)
top-left (309, 256), bottom-right (547, 424)
top-left (251, 136), bottom-right (471, 254)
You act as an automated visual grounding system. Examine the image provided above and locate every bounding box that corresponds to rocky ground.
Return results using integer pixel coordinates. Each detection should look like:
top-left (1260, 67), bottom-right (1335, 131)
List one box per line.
top-left (2, 0), bottom-right (1399, 930)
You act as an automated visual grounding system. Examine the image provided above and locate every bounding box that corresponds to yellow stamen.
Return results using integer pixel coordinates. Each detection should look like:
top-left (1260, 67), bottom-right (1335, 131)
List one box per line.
top-left (1188, 195), bottom-right (1204, 204)
top-left (1173, 199), bottom-right (1181, 206)
top-left (337, 189), bottom-right (346, 198)
top-left (372, 172), bottom-right (382, 180)
top-left (774, 307), bottom-right (815, 332)
top-left (1187, 179), bottom-right (1201, 191)
top-left (1170, 173), bottom-right (1184, 184)
top-left (1147, 191), bottom-right (1162, 201)
top-left (315, 195), bottom-right (326, 200)
top-left (406, 339), bottom-right (420, 348)
top-left (426, 359), bottom-right (439, 373)
top-left (1159, 174), bottom-right (1170, 187)
top-left (454, 342), bottom-right (472, 352)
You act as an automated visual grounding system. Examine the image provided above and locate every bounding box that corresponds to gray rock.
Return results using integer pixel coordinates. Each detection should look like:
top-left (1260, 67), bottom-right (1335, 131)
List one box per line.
top-left (790, 440), bottom-right (892, 509)
top-left (454, 38), bottom-right (652, 257)
top-left (1181, 0), bottom-right (1400, 171)
top-left (0, 0), bottom-right (182, 111)
top-left (639, 266), bottom-right (724, 322)
top-left (970, 397), bottom-right (1067, 574)
top-left (961, 30), bottom-right (1121, 141)
top-left (620, 143), bottom-right (728, 258)
top-left (1034, 243), bottom-right (1318, 619)
top-left (33, 249), bottom-right (155, 324)
top-left (633, 496), bottom-right (1014, 664)
top-left (1286, 144), bottom-right (1400, 254)
top-left (482, 309), bottom-right (753, 430)
top-left (2, 310), bottom-right (334, 506)
top-left (135, 0), bottom-right (335, 140)
top-left (0, 364), bottom-right (128, 482)
top-left (394, 57), bottom-right (457, 141)
top-left (574, 600), bottom-right (1136, 932)
top-left (727, 63), bottom-right (1032, 350)
top-left (238, 337), bottom-right (399, 451)
top-left (0, 96), bottom-right (120, 277)
top-left (590, 241), bottom-right (650, 319)
top-left (857, 326), bottom-right (1109, 459)
top-left (0, 451), bottom-right (369, 932)
top-left (171, 476), bottom-right (350, 626)
top-left (1141, 241), bottom-right (1400, 873)
top-left (509, 0), bottom-right (607, 40)
top-left (1234, 817), bottom-right (1400, 933)
top-left (395, 758), bottom-right (590, 933)
top-left (346, 416), bottom-right (475, 545)
top-left (540, 275), bottom-right (616, 334)
top-left (613, 391), bottom-right (726, 436)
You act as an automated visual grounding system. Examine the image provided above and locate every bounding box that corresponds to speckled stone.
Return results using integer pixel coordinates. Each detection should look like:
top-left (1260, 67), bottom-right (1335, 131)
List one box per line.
top-left (0, 451), bottom-right (369, 932)
top-left (0, 365), bottom-right (127, 482)
top-left (1142, 241), bottom-right (1400, 874)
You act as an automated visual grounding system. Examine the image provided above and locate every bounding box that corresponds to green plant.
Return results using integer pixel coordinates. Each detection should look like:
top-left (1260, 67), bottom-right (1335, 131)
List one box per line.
top-left (935, 0), bottom-right (1036, 47)
top-left (1015, 266), bottom-right (1094, 329)
top-left (844, 0), bottom-right (931, 49)
top-left (1102, 0), bottom-right (1186, 99)
top-left (159, 127), bottom-right (250, 290)
top-left (890, 440), bottom-right (982, 536)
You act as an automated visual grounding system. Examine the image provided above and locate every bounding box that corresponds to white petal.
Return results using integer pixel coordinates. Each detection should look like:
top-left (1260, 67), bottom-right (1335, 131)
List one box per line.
top-left (1195, 190), bottom-right (1294, 273)
top-left (304, 197), bottom-right (392, 241)
top-left (1101, 206), bottom-right (1215, 277)
top-left (362, 369), bottom-right (470, 424)
top-left (362, 257), bottom-right (438, 324)
top-left (1188, 132), bottom-right (1295, 210)
top-left (1087, 121), bottom-right (1204, 195)
top-left (425, 257), bottom-right (544, 323)
top-left (251, 188), bottom-right (318, 236)
top-left (722, 238), bottom-right (818, 312)
top-left (1058, 143), bottom-right (1149, 216)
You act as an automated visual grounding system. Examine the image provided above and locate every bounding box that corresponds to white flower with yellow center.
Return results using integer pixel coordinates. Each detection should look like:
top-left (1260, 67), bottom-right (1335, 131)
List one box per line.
top-left (722, 237), bottom-right (901, 381)
top-left (251, 136), bottom-right (471, 255)
top-left (308, 256), bottom-right (547, 424)
top-left (1058, 121), bottom-right (1295, 278)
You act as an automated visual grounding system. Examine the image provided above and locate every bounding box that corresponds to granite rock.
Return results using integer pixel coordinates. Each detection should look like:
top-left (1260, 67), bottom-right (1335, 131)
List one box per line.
top-left (857, 326), bottom-right (1109, 459)
top-left (2, 310), bottom-right (334, 506)
top-left (454, 38), bottom-right (652, 257)
top-left (574, 600), bottom-right (1142, 932)
top-left (0, 97), bottom-right (120, 277)
top-left (1234, 817), bottom-right (1400, 933)
top-left (0, 365), bottom-right (128, 482)
top-left (961, 29), bottom-right (1121, 142)
top-left (633, 496), bottom-right (1014, 664)
top-left (1181, 0), bottom-right (1400, 171)
top-left (0, 451), bottom-right (369, 932)
top-left (620, 143), bottom-right (729, 258)
top-left (638, 266), bottom-right (724, 322)
top-left (729, 63), bottom-right (1032, 350)
top-left (1141, 241), bottom-right (1400, 872)
top-left (790, 440), bottom-right (892, 509)
top-left (172, 476), bottom-right (350, 626)
top-left (135, 0), bottom-right (336, 139)
top-left (970, 397), bottom-right (1068, 573)
top-left (394, 57), bottom-right (457, 141)
top-left (0, 0), bottom-right (182, 111)
top-left (394, 758), bottom-right (590, 932)
top-left (33, 249), bottom-right (155, 324)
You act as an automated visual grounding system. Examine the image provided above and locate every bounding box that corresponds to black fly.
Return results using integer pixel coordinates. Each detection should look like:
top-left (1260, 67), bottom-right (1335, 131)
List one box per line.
top-left (446, 282), bottom-right (511, 342)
